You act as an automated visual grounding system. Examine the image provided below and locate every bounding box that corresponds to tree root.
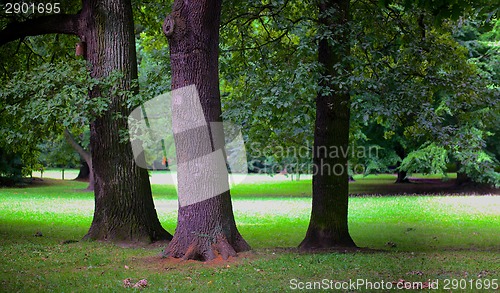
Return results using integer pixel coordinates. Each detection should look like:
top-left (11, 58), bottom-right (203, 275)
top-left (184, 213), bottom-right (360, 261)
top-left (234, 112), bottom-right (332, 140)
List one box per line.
top-left (165, 233), bottom-right (249, 261)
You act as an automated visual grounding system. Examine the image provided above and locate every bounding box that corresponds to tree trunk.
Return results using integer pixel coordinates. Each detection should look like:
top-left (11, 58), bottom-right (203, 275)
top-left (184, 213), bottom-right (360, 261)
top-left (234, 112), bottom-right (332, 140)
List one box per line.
top-left (299, 0), bottom-right (356, 251)
top-left (395, 169), bottom-right (410, 183)
top-left (162, 0), bottom-right (250, 260)
top-left (75, 160), bottom-right (95, 191)
top-left (76, 160), bottom-right (90, 180)
top-left (81, 0), bottom-right (171, 243)
top-left (394, 144), bottom-right (410, 183)
top-left (64, 128), bottom-right (94, 191)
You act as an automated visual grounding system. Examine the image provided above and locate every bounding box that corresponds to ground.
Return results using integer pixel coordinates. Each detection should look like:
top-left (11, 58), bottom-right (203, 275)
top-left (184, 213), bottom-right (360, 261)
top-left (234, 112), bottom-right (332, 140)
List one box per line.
top-left (0, 171), bottom-right (498, 292)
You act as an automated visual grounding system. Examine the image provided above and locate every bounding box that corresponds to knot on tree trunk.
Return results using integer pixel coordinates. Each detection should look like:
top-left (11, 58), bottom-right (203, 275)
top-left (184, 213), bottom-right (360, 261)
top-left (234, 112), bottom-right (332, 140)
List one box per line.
top-left (163, 15), bottom-right (175, 37)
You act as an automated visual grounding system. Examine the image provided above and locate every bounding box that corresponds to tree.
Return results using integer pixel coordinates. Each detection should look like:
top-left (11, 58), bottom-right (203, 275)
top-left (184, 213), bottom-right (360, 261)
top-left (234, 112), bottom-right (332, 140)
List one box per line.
top-left (39, 133), bottom-right (79, 169)
top-left (162, 0), bottom-right (250, 260)
top-left (350, 1), bottom-right (499, 186)
top-left (453, 15), bottom-right (500, 186)
top-left (64, 128), bottom-right (94, 190)
top-left (0, 0), bottom-right (171, 243)
top-left (299, 0), bottom-right (357, 250)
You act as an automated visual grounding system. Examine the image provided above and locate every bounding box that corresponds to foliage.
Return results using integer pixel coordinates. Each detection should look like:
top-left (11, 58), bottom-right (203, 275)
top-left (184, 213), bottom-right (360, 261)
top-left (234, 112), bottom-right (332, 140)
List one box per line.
top-left (0, 0), bottom-right (497, 185)
top-left (38, 134), bottom-right (80, 169)
top-left (0, 60), bottom-right (109, 173)
top-left (399, 142), bottom-right (448, 175)
top-left (454, 14), bottom-right (500, 171)
top-left (217, 0), bottom-right (498, 184)
top-left (220, 0), bottom-right (318, 174)
top-left (350, 1), bottom-right (499, 185)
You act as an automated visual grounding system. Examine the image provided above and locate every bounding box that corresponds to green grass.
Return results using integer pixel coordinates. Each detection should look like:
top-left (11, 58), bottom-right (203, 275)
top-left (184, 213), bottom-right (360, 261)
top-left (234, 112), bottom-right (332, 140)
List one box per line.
top-left (0, 179), bottom-right (499, 292)
top-left (150, 173), bottom-right (466, 198)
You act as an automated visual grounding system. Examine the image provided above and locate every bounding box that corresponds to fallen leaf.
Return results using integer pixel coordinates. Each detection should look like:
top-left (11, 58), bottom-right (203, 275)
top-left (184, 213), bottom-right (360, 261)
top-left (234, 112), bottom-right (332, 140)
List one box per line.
top-left (406, 271), bottom-right (424, 276)
top-left (123, 278), bottom-right (132, 288)
top-left (132, 279), bottom-right (148, 289)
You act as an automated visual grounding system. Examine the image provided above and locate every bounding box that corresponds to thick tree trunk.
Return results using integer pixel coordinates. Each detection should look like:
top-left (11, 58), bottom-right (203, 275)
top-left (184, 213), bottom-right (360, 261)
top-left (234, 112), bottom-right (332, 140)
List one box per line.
top-left (81, 0), bottom-right (171, 243)
top-left (299, 0), bottom-right (356, 251)
top-left (75, 160), bottom-right (95, 191)
top-left (162, 0), bottom-right (250, 260)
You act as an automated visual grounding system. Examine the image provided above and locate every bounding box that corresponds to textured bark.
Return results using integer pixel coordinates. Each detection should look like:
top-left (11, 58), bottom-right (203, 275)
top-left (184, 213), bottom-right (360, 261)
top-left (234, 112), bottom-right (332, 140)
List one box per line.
top-left (299, 0), bottom-right (356, 251)
top-left (80, 0), bottom-right (171, 243)
top-left (162, 0), bottom-right (250, 260)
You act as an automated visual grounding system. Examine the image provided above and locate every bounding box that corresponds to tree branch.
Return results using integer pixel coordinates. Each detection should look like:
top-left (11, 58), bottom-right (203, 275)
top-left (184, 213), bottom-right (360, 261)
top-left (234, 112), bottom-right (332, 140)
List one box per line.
top-left (64, 128), bottom-right (91, 163)
top-left (0, 13), bottom-right (81, 46)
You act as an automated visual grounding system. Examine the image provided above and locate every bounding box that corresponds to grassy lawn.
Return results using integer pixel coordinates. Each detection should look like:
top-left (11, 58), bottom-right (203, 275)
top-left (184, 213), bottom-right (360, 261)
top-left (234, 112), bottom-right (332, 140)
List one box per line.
top-left (0, 178), bottom-right (498, 292)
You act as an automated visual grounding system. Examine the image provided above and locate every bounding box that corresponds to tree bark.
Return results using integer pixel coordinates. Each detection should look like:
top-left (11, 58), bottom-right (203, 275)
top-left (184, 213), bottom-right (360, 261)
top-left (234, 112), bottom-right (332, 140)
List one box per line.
top-left (162, 0), bottom-right (250, 260)
top-left (80, 0), bottom-right (171, 243)
top-left (76, 160), bottom-right (90, 179)
top-left (299, 0), bottom-right (357, 251)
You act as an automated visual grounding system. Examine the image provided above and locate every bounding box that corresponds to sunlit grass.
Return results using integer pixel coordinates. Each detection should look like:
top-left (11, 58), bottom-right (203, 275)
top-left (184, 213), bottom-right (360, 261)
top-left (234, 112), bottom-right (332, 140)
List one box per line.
top-left (0, 178), bottom-right (498, 292)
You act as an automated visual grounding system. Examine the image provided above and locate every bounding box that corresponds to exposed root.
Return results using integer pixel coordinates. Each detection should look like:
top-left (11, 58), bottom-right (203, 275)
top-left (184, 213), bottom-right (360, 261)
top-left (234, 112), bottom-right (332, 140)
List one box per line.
top-left (182, 242), bottom-right (202, 261)
top-left (165, 233), bottom-right (250, 262)
top-left (214, 235), bottom-right (237, 260)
